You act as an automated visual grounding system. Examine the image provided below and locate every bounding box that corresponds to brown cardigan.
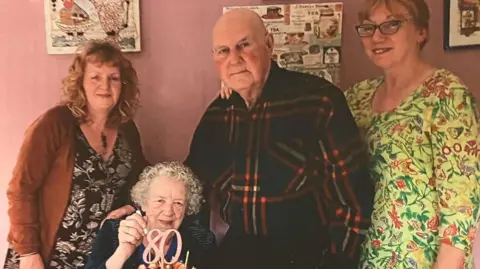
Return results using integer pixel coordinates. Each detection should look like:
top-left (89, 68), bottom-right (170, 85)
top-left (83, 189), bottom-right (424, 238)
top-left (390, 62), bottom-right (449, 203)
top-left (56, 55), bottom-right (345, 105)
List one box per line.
top-left (6, 105), bottom-right (148, 263)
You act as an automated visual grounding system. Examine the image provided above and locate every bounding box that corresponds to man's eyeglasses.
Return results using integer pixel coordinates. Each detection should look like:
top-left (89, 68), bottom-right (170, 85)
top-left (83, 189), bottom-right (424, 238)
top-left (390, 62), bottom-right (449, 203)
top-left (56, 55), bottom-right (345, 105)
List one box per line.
top-left (355, 20), bottom-right (406, 37)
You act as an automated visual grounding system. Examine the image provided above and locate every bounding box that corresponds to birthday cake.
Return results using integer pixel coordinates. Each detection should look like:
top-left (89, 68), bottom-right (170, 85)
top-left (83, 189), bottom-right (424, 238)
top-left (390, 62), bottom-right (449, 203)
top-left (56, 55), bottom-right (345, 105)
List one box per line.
top-left (140, 229), bottom-right (196, 269)
top-left (137, 262), bottom-right (194, 269)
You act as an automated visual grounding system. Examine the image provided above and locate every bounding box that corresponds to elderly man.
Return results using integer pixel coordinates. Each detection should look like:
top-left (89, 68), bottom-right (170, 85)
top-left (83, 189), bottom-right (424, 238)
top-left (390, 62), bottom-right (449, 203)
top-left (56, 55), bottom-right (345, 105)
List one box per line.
top-left (184, 8), bottom-right (374, 269)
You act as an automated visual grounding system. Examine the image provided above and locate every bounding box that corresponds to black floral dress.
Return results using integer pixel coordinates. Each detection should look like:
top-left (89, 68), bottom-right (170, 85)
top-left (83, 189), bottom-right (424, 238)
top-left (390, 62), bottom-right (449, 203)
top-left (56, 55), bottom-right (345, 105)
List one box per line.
top-left (4, 126), bottom-right (133, 269)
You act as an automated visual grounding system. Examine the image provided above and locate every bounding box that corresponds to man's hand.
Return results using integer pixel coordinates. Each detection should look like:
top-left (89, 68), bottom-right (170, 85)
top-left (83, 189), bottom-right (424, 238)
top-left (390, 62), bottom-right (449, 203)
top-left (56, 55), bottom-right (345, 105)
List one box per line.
top-left (106, 205), bottom-right (135, 219)
top-left (19, 254), bottom-right (44, 269)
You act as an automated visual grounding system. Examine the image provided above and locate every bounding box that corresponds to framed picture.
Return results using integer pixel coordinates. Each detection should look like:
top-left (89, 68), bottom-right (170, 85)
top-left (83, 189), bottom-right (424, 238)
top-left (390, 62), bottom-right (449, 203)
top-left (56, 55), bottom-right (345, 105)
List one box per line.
top-left (444, 0), bottom-right (480, 49)
top-left (44, 0), bottom-right (141, 54)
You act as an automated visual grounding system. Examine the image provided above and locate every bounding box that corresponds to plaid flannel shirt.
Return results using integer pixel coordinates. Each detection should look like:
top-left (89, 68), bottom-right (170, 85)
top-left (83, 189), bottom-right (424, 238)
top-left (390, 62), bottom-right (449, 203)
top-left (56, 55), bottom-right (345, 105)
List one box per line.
top-left (185, 63), bottom-right (374, 264)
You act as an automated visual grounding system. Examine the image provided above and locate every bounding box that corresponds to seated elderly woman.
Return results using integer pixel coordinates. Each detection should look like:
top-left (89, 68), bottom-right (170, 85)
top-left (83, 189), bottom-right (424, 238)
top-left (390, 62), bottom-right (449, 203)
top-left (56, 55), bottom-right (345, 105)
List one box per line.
top-left (86, 162), bottom-right (216, 269)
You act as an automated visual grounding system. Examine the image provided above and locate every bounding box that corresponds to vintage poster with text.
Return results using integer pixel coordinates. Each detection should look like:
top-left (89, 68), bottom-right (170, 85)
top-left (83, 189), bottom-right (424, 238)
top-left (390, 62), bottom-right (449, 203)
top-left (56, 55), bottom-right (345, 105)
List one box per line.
top-left (223, 3), bottom-right (343, 85)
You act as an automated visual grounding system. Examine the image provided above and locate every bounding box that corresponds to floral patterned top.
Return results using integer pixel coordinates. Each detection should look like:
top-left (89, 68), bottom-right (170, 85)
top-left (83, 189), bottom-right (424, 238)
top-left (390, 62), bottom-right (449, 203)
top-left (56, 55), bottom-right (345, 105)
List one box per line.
top-left (345, 69), bottom-right (480, 269)
top-left (47, 126), bottom-right (133, 269)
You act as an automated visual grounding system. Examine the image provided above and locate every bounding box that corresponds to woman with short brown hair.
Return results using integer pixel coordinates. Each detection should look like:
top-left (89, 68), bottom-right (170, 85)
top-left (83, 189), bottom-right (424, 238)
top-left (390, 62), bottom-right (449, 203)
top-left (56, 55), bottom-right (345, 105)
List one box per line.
top-left (345, 0), bottom-right (480, 268)
top-left (4, 40), bottom-right (148, 269)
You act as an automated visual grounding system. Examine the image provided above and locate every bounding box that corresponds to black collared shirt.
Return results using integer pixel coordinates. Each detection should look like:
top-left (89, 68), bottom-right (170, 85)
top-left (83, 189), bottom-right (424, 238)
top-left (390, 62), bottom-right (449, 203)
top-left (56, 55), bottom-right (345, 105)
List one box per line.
top-left (185, 62), bottom-right (374, 263)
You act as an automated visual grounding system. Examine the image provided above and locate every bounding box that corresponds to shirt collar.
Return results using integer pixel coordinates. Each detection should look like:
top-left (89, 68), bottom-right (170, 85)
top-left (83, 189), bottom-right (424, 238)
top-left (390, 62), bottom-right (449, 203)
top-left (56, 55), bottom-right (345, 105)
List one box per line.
top-left (259, 61), bottom-right (283, 101)
top-left (227, 60), bottom-right (284, 107)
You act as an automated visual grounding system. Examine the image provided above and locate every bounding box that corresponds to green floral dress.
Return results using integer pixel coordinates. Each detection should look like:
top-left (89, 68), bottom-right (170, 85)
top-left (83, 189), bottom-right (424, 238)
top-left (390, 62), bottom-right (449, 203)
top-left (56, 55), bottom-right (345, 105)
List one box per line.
top-left (345, 69), bottom-right (480, 269)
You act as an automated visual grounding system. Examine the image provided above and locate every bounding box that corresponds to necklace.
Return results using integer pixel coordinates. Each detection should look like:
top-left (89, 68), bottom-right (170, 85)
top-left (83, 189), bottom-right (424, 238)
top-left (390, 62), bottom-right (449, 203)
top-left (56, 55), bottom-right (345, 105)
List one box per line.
top-left (100, 132), bottom-right (107, 155)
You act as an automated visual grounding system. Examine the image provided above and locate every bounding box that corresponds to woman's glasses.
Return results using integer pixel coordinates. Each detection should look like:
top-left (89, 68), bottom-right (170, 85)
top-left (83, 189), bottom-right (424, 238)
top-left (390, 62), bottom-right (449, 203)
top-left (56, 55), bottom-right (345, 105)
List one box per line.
top-left (355, 20), bottom-right (406, 37)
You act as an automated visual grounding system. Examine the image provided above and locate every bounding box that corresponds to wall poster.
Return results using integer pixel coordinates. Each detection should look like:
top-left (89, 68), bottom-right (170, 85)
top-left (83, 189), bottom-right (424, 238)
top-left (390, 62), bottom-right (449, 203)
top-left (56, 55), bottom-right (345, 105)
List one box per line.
top-left (44, 0), bottom-right (141, 54)
top-left (444, 0), bottom-right (480, 49)
top-left (223, 2), bottom-right (343, 85)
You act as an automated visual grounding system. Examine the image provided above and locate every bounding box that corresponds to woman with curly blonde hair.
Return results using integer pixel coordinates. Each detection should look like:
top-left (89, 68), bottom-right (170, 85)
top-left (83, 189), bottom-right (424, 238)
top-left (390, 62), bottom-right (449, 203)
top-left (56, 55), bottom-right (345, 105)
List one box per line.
top-left (5, 40), bottom-right (148, 269)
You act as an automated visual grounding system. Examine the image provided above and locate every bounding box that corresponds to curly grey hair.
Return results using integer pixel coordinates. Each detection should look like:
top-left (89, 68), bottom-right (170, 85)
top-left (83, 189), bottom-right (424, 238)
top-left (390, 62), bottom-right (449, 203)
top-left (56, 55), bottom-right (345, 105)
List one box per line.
top-left (131, 162), bottom-right (203, 216)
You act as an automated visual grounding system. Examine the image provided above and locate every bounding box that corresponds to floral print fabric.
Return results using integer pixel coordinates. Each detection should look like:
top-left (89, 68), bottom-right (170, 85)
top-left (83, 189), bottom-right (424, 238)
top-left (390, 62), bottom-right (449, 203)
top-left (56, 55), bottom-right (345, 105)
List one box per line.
top-left (4, 126), bottom-right (132, 269)
top-left (345, 69), bottom-right (480, 269)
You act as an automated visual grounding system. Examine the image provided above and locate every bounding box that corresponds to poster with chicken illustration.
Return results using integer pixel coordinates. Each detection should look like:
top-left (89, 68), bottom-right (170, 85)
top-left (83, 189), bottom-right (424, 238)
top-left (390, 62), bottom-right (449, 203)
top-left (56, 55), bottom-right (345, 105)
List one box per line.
top-left (224, 3), bottom-right (343, 85)
top-left (44, 0), bottom-right (141, 54)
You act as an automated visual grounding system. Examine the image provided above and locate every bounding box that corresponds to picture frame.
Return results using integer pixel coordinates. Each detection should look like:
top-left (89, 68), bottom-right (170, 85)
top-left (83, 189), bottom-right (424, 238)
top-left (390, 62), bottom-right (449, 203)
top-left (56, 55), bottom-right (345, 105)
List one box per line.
top-left (444, 0), bottom-right (480, 50)
top-left (44, 0), bottom-right (141, 54)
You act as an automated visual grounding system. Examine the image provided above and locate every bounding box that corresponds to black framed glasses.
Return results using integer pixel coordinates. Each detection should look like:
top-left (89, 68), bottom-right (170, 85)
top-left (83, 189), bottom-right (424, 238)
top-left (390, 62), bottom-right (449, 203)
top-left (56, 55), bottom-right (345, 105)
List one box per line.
top-left (355, 20), bottom-right (406, 37)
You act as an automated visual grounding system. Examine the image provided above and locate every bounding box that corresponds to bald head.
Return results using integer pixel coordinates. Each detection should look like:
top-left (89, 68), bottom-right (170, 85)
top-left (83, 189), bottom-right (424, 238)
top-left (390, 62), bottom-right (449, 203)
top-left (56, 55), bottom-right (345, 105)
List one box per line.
top-left (211, 8), bottom-right (274, 102)
top-left (213, 9), bottom-right (267, 44)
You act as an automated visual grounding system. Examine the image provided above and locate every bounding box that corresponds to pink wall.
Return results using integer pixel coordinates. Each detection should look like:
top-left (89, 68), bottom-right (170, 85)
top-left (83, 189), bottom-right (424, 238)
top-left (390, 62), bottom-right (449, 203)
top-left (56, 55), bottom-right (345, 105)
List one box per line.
top-left (0, 0), bottom-right (479, 266)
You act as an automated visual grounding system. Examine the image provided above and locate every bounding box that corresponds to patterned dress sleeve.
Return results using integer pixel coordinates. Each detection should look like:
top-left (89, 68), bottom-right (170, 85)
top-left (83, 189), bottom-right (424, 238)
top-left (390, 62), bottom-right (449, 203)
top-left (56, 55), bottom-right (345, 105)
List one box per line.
top-left (430, 83), bottom-right (480, 252)
top-left (344, 85), bottom-right (357, 114)
top-left (344, 79), bottom-right (377, 132)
